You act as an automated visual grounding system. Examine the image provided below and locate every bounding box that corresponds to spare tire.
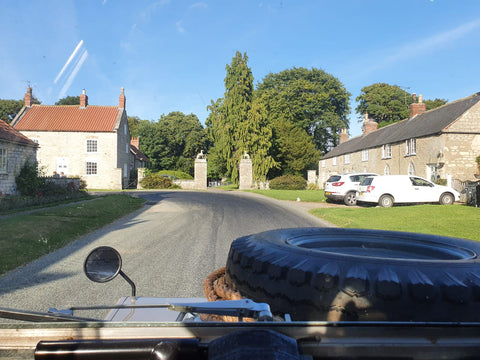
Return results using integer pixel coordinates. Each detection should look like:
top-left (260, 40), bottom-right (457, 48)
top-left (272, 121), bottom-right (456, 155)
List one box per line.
top-left (225, 228), bottom-right (480, 322)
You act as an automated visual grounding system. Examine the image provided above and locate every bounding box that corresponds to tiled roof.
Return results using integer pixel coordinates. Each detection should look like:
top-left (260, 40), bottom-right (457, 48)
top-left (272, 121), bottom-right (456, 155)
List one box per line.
top-left (0, 118), bottom-right (37, 146)
top-left (130, 144), bottom-right (150, 162)
top-left (13, 105), bottom-right (122, 132)
top-left (324, 92), bottom-right (480, 159)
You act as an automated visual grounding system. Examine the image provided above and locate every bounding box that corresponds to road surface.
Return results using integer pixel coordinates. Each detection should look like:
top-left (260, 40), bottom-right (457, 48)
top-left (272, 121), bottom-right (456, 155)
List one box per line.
top-left (0, 190), bottom-right (332, 319)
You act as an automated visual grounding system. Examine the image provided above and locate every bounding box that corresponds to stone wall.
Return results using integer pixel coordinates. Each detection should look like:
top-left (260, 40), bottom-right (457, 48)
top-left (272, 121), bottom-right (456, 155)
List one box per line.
top-left (0, 141), bottom-right (37, 195)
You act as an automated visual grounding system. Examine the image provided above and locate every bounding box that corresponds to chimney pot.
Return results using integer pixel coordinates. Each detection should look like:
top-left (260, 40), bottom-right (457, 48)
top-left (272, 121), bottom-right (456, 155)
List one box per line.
top-left (409, 93), bottom-right (426, 118)
top-left (79, 89), bottom-right (88, 108)
top-left (339, 128), bottom-right (349, 144)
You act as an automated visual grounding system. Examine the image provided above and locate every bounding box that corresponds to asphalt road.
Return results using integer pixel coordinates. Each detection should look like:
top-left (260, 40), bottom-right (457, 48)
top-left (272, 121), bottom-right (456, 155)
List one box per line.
top-left (0, 190), bottom-right (332, 320)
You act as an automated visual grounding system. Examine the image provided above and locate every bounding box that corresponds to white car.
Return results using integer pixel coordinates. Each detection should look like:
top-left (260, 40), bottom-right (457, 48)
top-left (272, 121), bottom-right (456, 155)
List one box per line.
top-left (324, 173), bottom-right (378, 205)
top-left (357, 175), bottom-right (460, 207)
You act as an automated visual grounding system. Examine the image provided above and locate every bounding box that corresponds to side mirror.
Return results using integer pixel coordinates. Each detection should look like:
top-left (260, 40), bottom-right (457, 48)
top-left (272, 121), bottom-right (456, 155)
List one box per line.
top-left (84, 246), bottom-right (136, 296)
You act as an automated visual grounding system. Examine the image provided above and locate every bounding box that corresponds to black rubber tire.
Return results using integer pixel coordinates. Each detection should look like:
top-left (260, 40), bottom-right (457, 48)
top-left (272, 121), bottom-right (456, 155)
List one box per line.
top-left (343, 191), bottom-right (357, 206)
top-left (440, 192), bottom-right (454, 205)
top-left (225, 228), bottom-right (480, 321)
top-left (379, 194), bottom-right (394, 207)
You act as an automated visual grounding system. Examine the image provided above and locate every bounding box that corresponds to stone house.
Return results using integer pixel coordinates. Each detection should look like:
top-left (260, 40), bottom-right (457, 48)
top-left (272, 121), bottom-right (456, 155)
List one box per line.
top-left (11, 87), bottom-right (132, 190)
top-left (0, 118), bottom-right (38, 195)
top-left (318, 92), bottom-right (480, 188)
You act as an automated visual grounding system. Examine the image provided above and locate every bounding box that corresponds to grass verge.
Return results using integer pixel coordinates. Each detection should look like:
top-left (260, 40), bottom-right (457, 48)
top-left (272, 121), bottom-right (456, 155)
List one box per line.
top-left (310, 204), bottom-right (479, 241)
top-left (247, 189), bottom-right (326, 202)
top-left (0, 194), bottom-right (145, 276)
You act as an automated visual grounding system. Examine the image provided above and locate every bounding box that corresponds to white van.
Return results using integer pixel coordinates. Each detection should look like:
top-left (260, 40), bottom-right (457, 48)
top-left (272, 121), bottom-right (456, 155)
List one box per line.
top-left (357, 175), bottom-right (460, 207)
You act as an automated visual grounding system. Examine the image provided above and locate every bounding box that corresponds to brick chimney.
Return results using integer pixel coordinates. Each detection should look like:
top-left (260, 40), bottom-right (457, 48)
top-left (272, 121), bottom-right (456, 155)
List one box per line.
top-left (119, 87), bottom-right (126, 109)
top-left (79, 89), bottom-right (88, 108)
top-left (24, 87), bottom-right (33, 107)
top-left (409, 93), bottom-right (426, 118)
top-left (363, 112), bottom-right (378, 135)
top-left (339, 128), bottom-right (349, 144)
top-left (130, 136), bottom-right (140, 149)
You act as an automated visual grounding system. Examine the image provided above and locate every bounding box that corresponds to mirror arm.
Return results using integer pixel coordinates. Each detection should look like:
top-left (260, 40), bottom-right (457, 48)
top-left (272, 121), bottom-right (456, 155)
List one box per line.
top-left (120, 270), bottom-right (136, 297)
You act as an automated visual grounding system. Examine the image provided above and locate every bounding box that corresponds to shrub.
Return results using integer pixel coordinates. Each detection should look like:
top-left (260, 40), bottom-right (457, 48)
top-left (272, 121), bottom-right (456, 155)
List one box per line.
top-left (307, 183), bottom-right (319, 190)
top-left (158, 170), bottom-right (193, 180)
top-left (15, 161), bottom-right (45, 196)
top-left (269, 175), bottom-right (307, 190)
top-left (140, 173), bottom-right (173, 189)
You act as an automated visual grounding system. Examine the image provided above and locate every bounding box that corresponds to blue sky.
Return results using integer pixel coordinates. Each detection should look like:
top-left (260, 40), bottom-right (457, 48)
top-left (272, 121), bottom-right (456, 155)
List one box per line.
top-left (1, 0), bottom-right (480, 137)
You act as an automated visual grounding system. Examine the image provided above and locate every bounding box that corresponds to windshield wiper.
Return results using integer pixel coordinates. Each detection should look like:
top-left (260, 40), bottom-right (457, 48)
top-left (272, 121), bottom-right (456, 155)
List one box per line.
top-left (0, 306), bottom-right (99, 322)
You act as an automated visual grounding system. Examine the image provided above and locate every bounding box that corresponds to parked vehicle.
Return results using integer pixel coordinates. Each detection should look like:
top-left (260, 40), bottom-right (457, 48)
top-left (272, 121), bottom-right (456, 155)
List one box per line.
top-left (357, 175), bottom-right (460, 207)
top-left (324, 173), bottom-right (378, 205)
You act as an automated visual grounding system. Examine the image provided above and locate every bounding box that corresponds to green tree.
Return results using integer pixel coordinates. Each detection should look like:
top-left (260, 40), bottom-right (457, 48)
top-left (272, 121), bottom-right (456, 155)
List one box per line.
top-left (0, 99), bottom-right (23, 123)
top-left (55, 96), bottom-right (80, 105)
top-left (425, 98), bottom-right (448, 111)
top-left (128, 116), bottom-right (143, 137)
top-left (356, 83), bottom-right (411, 125)
top-left (272, 118), bottom-right (320, 176)
top-left (207, 51), bottom-right (278, 183)
top-left (137, 112), bottom-right (207, 175)
top-left (256, 67), bottom-right (350, 154)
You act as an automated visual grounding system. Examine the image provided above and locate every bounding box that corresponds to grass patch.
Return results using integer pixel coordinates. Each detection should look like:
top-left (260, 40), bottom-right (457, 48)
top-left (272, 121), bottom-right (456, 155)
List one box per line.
top-left (310, 204), bottom-right (479, 241)
top-left (0, 194), bottom-right (145, 275)
top-left (247, 189), bottom-right (326, 202)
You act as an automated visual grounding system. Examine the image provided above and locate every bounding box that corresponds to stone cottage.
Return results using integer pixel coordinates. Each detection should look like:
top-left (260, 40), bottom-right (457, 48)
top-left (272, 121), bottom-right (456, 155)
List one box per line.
top-left (0, 118), bottom-right (38, 194)
top-left (11, 87), bottom-right (131, 189)
top-left (319, 92), bottom-right (480, 188)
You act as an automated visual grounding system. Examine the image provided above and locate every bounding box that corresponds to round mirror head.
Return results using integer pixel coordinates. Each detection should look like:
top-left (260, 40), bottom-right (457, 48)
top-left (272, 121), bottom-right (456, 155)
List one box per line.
top-left (84, 246), bottom-right (122, 283)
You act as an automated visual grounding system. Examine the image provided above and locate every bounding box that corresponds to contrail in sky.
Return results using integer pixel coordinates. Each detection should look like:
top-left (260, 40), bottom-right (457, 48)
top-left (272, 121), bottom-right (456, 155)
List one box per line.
top-left (58, 49), bottom-right (88, 100)
top-left (54, 40), bottom-right (84, 84)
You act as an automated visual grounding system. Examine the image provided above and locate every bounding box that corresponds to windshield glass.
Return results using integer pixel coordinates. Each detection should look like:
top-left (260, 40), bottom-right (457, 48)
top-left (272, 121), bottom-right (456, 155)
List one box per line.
top-left (1, 3), bottom-right (480, 358)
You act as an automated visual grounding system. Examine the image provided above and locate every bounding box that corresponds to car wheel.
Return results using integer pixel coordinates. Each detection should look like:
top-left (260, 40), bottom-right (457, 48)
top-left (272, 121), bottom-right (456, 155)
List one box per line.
top-left (343, 191), bottom-right (357, 206)
top-left (440, 193), bottom-right (454, 205)
top-left (379, 194), bottom-right (394, 208)
top-left (225, 228), bottom-right (480, 322)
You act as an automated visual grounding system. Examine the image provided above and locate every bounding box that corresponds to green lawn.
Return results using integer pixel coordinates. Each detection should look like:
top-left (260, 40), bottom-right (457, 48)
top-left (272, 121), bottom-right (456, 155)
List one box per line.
top-left (0, 194), bottom-right (145, 276)
top-left (245, 189), bottom-right (478, 241)
top-left (311, 204), bottom-right (479, 241)
top-left (247, 189), bottom-right (326, 202)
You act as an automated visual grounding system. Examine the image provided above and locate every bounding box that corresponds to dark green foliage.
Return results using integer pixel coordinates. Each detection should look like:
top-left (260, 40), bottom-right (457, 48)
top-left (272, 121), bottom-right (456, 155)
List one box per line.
top-left (256, 67), bottom-right (350, 154)
top-left (15, 161), bottom-right (45, 196)
top-left (158, 170), bottom-right (193, 180)
top-left (137, 112), bottom-right (207, 175)
top-left (54, 96), bottom-right (80, 105)
top-left (269, 174), bottom-right (307, 190)
top-left (140, 172), bottom-right (173, 189)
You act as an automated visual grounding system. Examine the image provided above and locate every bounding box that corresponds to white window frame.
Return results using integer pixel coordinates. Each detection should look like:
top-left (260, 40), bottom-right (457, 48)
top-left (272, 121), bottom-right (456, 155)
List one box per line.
top-left (86, 159), bottom-right (98, 176)
top-left (382, 144), bottom-right (392, 159)
top-left (332, 157), bottom-right (337, 166)
top-left (0, 148), bottom-right (7, 173)
top-left (362, 149), bottom-right (369, 162)
top-left (405, 138), bottom-right (416, 156)
top-left (321, 160), bottom-right (325, 168)
top-left (344, 154), bottom-right (350, 164)
top-left (86, 139), bottom-right (98, 153)
top-left (126, 143), bottom-right (129, 154)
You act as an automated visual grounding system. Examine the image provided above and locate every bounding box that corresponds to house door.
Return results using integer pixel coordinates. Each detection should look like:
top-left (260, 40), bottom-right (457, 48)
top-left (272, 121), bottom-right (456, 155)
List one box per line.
top-left (56, 157), bottom-right (69, 176)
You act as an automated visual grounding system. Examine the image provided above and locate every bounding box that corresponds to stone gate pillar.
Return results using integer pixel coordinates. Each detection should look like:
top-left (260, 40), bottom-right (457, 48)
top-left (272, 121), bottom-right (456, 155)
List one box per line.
top-left (195, 151), bottom-right (207, 190)
top-left (307, 170), bottom-right (317, 186)
top-left (239, 151), bottom-right (253, 190)
top-left (137, 168), bottom-right (146, 189)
